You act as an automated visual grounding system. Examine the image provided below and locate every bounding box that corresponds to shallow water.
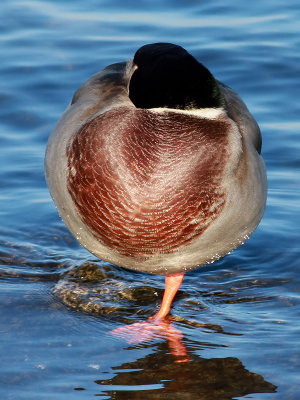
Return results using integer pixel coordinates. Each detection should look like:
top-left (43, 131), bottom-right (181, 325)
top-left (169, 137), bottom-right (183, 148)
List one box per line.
top-left (1, 0), bottom-right (300, 399)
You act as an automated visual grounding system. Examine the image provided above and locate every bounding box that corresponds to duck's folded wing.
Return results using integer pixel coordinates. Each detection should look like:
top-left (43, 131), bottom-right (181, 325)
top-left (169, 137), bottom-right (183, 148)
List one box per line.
top-left (218, 81), bottom-right (262, 154)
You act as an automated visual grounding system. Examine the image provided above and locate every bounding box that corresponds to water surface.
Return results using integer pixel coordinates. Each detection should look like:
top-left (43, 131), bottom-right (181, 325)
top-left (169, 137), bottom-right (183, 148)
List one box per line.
top-left (1, 1), bottom-right (300, 399)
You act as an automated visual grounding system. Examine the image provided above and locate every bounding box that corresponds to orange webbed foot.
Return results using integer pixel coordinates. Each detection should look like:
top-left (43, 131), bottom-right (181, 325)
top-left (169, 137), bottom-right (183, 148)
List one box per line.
top-left (111, 316), bottom-right (189, 362)
top-left (110, 273), bottom-right (189, 362)
top-left (111, 316), bottom-right (182, 343)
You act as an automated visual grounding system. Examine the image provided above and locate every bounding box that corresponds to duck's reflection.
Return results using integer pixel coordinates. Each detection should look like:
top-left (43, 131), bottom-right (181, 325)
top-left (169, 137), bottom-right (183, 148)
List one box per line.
top-left (95, 342), bottom-right (276, 399)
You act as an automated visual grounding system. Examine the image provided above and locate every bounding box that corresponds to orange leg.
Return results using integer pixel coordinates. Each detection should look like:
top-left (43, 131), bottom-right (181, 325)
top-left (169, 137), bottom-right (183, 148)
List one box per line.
top-left (111, 272), bottom-right (188, 362)
top-left (153, 272), bottom-right (185, 320)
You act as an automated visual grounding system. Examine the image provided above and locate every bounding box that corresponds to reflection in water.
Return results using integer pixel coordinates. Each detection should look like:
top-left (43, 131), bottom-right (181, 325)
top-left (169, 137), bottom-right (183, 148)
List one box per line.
top-left (53, 263), bottom-right (281, 365)
top-left (95, 343), bottom-right (276, 399)
top-left (54, 263), bottom-right (276, 398)
top-left (112, 317), bottom-right (190, 362)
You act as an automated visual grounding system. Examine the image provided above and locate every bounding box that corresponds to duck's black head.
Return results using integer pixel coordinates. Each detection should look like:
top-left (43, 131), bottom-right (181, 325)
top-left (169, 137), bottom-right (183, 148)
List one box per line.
top-left (129, 43), bottom-right (222, 110)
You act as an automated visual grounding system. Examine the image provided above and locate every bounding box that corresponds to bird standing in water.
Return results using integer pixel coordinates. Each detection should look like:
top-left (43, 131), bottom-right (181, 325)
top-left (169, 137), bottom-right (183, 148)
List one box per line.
top-left (45, 43), bottom-right (266, 341)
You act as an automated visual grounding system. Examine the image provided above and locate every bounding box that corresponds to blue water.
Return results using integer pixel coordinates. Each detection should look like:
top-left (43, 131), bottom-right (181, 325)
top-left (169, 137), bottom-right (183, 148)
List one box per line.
top-left (1, 0), bottom-right (300, 399)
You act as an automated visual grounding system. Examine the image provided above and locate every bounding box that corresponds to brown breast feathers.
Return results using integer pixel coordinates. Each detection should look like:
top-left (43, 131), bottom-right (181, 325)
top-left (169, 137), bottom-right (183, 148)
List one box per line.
top-left (67, 106), bottom-right (229, 257)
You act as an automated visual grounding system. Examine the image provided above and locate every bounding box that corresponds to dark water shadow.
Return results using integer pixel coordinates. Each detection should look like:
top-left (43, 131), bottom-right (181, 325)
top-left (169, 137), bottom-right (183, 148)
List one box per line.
top-left (94, 342), bottom-right (276, 399)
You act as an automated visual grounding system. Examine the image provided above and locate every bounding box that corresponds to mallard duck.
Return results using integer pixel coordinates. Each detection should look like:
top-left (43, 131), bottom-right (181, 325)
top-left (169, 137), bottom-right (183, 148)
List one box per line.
top-left (45, 43), bottom-right (266, 327)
